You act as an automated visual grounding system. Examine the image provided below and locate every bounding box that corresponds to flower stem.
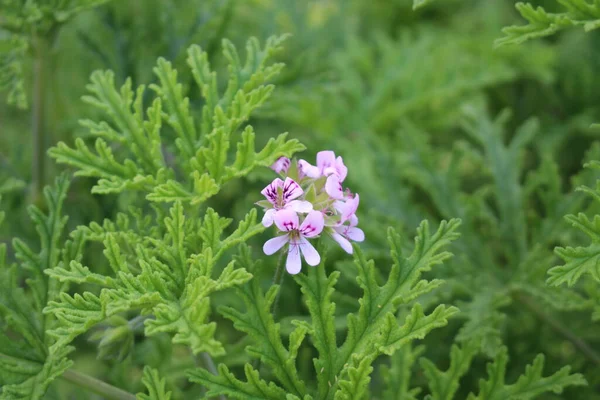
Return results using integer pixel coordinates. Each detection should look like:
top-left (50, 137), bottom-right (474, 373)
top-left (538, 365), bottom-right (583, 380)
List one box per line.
top-left (61, 369), bottom-right (137, 400)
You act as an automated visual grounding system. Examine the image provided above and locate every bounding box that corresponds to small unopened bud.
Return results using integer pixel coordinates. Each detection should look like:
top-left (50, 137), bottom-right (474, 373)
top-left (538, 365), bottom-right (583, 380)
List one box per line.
top-left (271, 157), bottom-right (290, 174)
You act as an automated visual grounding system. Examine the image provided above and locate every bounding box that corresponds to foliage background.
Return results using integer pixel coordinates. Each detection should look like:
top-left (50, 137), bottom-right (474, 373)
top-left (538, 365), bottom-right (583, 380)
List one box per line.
top-left (1, 0), bottom-right (600, 399)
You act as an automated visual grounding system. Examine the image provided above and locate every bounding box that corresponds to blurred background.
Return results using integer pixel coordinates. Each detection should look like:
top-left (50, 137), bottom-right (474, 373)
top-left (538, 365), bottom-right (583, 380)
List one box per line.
top-left (2, 0), bottom-right (600, 398)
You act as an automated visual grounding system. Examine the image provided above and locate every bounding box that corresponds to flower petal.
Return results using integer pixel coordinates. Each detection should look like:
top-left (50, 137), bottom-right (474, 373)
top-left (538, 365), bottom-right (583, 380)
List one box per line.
top-left (271, 157), bottom-right (290, 174)
top-left (274, 209), bottom-right (299, 232)
top-left (331, 232), bottom-right (353, 254)
top-left (317, 151), bottom-right (336, 174)
top-left (335, 156), bottom-right (348, 182)
top-left (337, 194), bottom-right (360, 223)
top-left (282, 177), bottom-right (303, 202)
top-left (299, 210), bottom-right (324, 237)
top-left (286, 244), bottom-right (302, 274)
top-left (262, 209), bottom-right (276, 227)
top-left (299, 237), bottom-right (321, 266)
top-left (261, 178), bottom-right (283, 205)
top-left (287, 200), bottom-right (313, 213)
top-left (325, 175), bottom-right (344, 200)
top-left (263, 235), bottom-right (289, 255)
top-left (298, 160), bottom-right (320, 178)
top-left (346, 227), bottom-right (365, 242)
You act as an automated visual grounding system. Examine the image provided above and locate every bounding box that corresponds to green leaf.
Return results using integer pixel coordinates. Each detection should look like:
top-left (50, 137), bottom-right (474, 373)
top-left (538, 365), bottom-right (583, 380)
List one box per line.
top-left (187, 363), bottom-right (288, 400)
top-left (496, 1), bottom-right (600, 47)
top-left (549, 214), bottom-right (600, 286)
top-left (380, 345), bottom-right (424, 400)
top-left (467, 347), bottom-right (586, 399)
top-left (0, 35), bottom-right (27, 108)
top-left (333, 355), bottom-right (373, 400)
top-left (137, 366), bottom-right (172, 400)
top-left (420, 342), bottom-right (479, 400)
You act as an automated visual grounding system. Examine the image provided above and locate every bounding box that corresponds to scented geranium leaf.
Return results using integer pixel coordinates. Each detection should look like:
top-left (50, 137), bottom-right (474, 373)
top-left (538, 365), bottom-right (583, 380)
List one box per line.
top-left (420, 342), bottom-right (479, 400)
top-left (328, 220), bottom-right (460, 399)
top-left (44, 260), bottom-right (113, 286)
top-left (0, 345), bottom-right (73, 400)
top-left (294, 265), bottom-right (339, 399)
top-left (219, 273), bottom-right (307, 397)
top-left (548, 213), bottom-right (600, 286)
top-left (146, 172), bottom-right (219, 205)
top-left (496, 0), bottom-right (600, 47)
top-left (467, 348), bottom-right (586, 399)
top-left (151, 58), bottom-right (197, 163)
top-left (223, 127), bottom-right (305, 181)
top-left (380, 345), bottom-right (424, 400)
top-left (380, 304), bottom-right (459, 355)
top-left (333, 355), bottom-right (373, 400)
top-left (137, 366), bottom-right (172, 400)
top-left (187, 363), bottom-right (288, 400)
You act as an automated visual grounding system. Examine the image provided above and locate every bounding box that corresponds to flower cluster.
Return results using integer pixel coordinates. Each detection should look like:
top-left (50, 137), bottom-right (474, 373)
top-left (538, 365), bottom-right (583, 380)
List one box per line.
top-left (258, 151), bottom-right (364, 274)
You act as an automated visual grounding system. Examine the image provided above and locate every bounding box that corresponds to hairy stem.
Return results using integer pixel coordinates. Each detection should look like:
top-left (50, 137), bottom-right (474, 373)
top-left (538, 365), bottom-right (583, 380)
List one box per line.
top-left (517, 293), bottom-right (600, 366)
top-left (31, 33), bottom-right (48, 202)
top-left (61, 369), bottom-right (137, 400)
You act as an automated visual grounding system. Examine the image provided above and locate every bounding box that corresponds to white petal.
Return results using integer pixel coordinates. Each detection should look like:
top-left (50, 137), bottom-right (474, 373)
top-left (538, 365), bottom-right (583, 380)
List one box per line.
top-left (325, 175), bottom-right (344, 200)
top-left (262, 209), bottom-right (276, 227)
top-left (274, 209), bottom-right (299, 232)
top-left (286, 245), bottom-right (302, 274)
top-left (298, 160), bottom-right (320, 178)
top-left (299, 210), bottom-right (324, 237)
top-left (263, 235), bottom-right (289, 255)
top-left (331, 232), bottom-right (353, 254)
top-left (282, 177), bottom-right (303, 201)
top-left (346, 227), bottom-right (365, 242)
top-left (299, 237), bottom-right (321, 266)
top-left (271, 157), bottom-right (290, 174)
top-left (287, 200), bottom-right (313, 213)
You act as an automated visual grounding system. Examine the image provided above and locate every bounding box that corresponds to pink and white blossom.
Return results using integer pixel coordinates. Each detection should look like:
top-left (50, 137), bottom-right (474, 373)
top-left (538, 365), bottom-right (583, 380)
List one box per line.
top-left (263, 210), bottom-right (325, 274)
top-left (330, 215), bottom-right (365, 254)
top-left (334, 193), bottom-right (360, 224)
top-left (271, 157), bottom-right (290, 174)
top-left (260, 177), bottom-right (313, 227)
top-left (299, 151), bottom-right (348, 199)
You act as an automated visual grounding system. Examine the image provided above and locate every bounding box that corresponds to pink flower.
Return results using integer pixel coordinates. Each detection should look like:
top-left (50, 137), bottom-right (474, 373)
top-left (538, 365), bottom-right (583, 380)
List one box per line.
top-left (271, 157), bottom-right (290, 174)
top-left (299, 151), bottom-right (348, 199)
top-left (334, 193), bottom-right (360, 224)
top-left (263, 210), bottom-right (324, 274)
top-left (260, 178), bottom-right (313, 227)
top-left (330, 215), bottom-right (365, 254)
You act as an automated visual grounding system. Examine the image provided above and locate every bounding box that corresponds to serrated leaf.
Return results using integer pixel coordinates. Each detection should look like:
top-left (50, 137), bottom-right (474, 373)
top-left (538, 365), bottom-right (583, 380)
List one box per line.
top-left (137, 366), bottom-right (172, 400)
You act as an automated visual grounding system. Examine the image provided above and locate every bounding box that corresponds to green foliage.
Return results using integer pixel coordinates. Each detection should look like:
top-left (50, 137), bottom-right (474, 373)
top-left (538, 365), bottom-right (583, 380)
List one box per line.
top-left (467, 348), bottom-right (586, 399)
top-left (49, 35), bottom-right (304, 202)
top-left (0, 0), bottom-right (111, 107)
top-left (497, 0), bottom-right (600, 46)
top-left (137, 366), bottom-right (172, 400)
top-left (0, 175), bottom-right (83, 399)
top-left (190, 221), bottom-right (461, 400)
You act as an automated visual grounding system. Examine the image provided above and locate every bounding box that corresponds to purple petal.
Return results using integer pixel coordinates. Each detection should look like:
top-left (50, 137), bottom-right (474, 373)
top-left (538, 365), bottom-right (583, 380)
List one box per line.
top-left (299, 237), bottom-right (321, 266)
top-left (334, 156), bottom-right (348, 182)
top-left (325, 175), bottom-right (344, 200)
top-left (331, 232), bottom-right (353, 254)
top-left (263, 235), bottom-right (289, 255)
top-left (262, 209), bottom-right (276, 227)
top-left (337, 194), bottom-right (360, 223)
top-left (274, 209), bottom-right (299, 232)
top-left (299, 210), bottom-right (324, 237)
top-left (282, 177), bottom-right (303, 202)
top-left (271, 157), bottom-right (290, 174)
top-left (298, 160), bottom-right (320, 178)
top-left (287, 200), bottom-right (313, 213)
top-left (346, 227), bottom-right (365, 242)
top-left (261, 178), bottom-right (283, 205)
top-left (316, 151), bottom-right (336, 174)
top-left (286, 245), bottom-right (302, 274)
